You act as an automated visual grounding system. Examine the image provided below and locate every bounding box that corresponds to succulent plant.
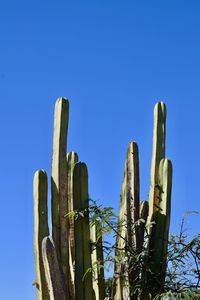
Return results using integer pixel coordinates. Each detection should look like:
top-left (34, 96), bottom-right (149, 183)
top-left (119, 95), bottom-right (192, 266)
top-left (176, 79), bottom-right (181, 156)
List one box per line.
top-left (33, 99), bottom-right (172, 300)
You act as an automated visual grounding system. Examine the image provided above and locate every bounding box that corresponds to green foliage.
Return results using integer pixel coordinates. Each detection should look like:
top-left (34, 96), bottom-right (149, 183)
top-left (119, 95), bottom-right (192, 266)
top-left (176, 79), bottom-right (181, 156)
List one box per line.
top-left (165, 212), bottom-right (200, 295)
top-left (84, 201), bottom-right (200, 299)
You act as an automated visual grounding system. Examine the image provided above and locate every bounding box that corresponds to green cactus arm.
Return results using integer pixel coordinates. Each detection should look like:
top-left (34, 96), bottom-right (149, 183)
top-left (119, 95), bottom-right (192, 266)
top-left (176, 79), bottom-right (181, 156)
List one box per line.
top-left (90, 224), bottom-right (99, 300)
top-left (116, 142), bottom-right (140, 251)
top-left (67, 151), bottom-right (79, 300)
top-left (148, 102), bottom-right (166, 221)
top-left (67, 151), bottom-right (79, 214)
top-left (73, 162), bottom-right (93, 300)
top-left (160, 159), bottom-right (172, 269)
top-left (145, 158), bottom-right (172, 297)
top-left (112, 163), bottom-right (128, 300)
top-left (126, 142), bottom-right (140, 249)
top-left (95, 222), bottom-right (105, 300)
top-left (42, 236), bottom-right (67, 300)
top-left (126, 142), bottom-right (141, 297)
top-left (73, 162), bottom-right (84, 300)
top-left (150, 102), bottom-right (166, 185)
top-left (151, 159), bottom-right (172, 278)
top-left (33, 170), bottom-right (50, 300)
top-left (138, 200), bottom-right (149, 251)
top-left (51, 98), bottom-right (69, 289)
top-left (67, 151), bottom-right (79, 262)
top-left (117, 169), bottom-right (127, 249)
top-left (113, 141), bottom-right (140, 300)
top-left (90, 221), bottom-right (105, 300)
top-left (81, 162), bottom-right (93, 300)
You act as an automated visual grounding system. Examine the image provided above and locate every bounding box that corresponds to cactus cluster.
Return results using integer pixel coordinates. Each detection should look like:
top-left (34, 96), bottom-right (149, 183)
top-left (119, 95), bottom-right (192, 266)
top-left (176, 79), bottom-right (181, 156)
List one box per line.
top-left (112, 103), bottom-right (172, 299)
top-left (33, 99), bottom-right (172, 299)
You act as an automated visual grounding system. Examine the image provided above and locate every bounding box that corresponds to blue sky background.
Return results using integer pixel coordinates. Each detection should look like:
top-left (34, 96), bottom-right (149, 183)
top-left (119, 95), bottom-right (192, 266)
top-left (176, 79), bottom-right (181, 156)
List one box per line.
top-left (0, 1), bottom-right (200, 299)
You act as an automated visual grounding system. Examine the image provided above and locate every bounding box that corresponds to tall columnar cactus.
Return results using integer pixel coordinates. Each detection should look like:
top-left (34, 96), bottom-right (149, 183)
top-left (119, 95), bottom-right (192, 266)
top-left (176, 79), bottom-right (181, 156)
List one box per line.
top-left (149, 158), bottom-right (172, 285)
top-left (67, 151), bottom-right (79, 298)
top-left (67, 151), bottom-right (79, 263)
top-left (148, 102), bottom-right (166, 226)
top-left (33, 98), bottom-right (99, 300)
top-left (73, 162), bottom-right (93, 300)
top-left (51, 98), bottom-right (69, 284)
top-left (145, 102), bottom-right (172, 295)
top-left (33, 170), bottom-right (49, 300)
top-left (113, 141), bottom-right (140, 300)
top-left (91, 221), bottom-right (105, 300)
top-left (34, 98), bottom-right (70, 300)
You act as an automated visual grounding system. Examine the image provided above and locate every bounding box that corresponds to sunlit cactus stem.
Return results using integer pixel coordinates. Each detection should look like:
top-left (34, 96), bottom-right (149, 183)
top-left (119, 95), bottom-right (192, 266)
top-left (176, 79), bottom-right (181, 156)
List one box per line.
top-left (145, 102), bottom-right (172, 296)
top-left (151, 159), bottom-right (172, 281)
top-left (67, 151), bottom-right (79, 300)
top-left (42, 236), bottom-right (67, 300)
top-left (126, 142), bottom-right (140, 249)
top-left (138, 200), bottom-right (149, 251)
top-left (33, 170), bottom-right (50, 300)
top-left (51, 98), bottom-right (70, 297)
top-left (146, 102), bottom-right (167, 248)
top-left (91, 221), bottom-right (105, 300)
top-left (73, 162), bottom-right (93, 300)
top-left (113, 141), bottom-right (140, 300)
top-left (148, 102), bottom-right (166, 225)
top-left (67, 151), bottom-right (79, 263)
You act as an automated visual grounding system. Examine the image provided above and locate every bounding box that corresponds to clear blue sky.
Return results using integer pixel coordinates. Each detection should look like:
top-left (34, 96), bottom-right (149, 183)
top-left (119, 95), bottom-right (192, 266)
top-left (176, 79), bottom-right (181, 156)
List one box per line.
top-left (0, 1), bottom-right (200, 299)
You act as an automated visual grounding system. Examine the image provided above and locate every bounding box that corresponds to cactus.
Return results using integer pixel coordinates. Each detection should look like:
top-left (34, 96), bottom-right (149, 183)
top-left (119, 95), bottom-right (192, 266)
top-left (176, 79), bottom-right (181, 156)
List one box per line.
top-left (67, 151), bottom-right (79, 299)
top-left (150, 158), bottom-right (172, 282)
top-left (91, 221), bottom-right (105, 300)
top-left (113, 142), bottom-right (140, 300)
top-left (33, 170), bottom-right (49, 300)
top-left (145, 103), bottom-right (172, 295)
top-left (33, 99), bottom-right (172, 300)
top-left (138, 200), bottom-right (149, 251)
top-left (33, 98), bottom-right (96, 300)
top-left (148, 102), bottom-right (166, 226)
top-left (33, 98), bottom-right (70, 300)
top-left (42, 236), bottom-right (67, 300)
top-left (51, 98), bottom-right (69, 284)
top-left (113, 102), bottom-right (172, 299)
top-left (67, 151), bottom-right (79, 264)
top-left (73, 162), bottom-right (93, 300)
